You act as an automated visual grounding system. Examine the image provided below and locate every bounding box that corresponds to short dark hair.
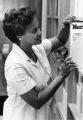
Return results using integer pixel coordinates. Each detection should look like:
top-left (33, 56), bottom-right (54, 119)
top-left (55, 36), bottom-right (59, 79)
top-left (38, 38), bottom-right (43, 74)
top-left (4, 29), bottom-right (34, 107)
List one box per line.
top-left (3, 7), bottom-right (37, 45)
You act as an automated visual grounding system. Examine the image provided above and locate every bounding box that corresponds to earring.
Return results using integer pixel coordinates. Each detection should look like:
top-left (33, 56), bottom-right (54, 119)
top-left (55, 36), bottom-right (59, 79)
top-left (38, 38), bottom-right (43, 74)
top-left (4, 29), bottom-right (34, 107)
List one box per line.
top-left (19, 38), bottom-right (22, 41)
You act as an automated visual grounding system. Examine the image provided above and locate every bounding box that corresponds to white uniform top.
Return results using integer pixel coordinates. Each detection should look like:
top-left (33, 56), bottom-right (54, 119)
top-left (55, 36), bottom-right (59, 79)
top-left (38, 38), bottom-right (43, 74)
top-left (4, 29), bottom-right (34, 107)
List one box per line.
top-left (3, 39), bottom-right (52, 120)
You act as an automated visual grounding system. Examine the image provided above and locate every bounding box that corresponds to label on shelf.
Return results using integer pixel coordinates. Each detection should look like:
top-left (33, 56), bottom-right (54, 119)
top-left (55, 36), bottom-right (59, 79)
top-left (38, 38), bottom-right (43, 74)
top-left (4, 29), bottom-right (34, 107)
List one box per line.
top-left (70, 21), bottom-right (83, 74)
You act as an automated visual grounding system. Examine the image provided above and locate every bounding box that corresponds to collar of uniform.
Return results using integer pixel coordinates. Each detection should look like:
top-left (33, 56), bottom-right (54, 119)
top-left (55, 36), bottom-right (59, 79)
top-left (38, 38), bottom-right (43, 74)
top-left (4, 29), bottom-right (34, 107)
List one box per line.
top-left (12, 43), bottom-right (31, 62)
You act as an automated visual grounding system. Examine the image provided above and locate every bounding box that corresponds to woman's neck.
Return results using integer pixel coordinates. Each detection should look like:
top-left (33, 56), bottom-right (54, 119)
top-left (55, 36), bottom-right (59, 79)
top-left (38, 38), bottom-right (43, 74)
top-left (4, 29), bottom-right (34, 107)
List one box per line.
top-left (20, 43), bottom-right (37, 63)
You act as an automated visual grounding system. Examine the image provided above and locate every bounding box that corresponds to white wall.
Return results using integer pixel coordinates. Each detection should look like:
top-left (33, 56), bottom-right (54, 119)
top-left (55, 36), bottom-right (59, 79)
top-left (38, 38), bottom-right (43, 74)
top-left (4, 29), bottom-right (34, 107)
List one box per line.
top-left (78, 0), bottom-right (83, 18)
top-left (70, 0), bottom-right (83, 18)
top-left (0, 0), bottom-right (3, 20)
top-left (75, 0), bottom-right (83, 18)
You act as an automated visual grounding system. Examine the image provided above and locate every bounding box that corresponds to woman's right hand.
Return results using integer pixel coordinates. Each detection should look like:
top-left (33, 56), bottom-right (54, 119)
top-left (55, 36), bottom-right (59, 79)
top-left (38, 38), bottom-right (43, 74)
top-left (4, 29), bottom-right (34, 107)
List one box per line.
top-left (59, 57), bottom-right (76, 78)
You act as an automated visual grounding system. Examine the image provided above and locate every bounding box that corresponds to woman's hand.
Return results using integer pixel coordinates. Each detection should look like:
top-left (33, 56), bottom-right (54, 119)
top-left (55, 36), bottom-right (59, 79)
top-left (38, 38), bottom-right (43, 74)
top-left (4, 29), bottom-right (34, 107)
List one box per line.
top-left (59, 57), bottom-right (77, 78)
top-left (57, 15), bottom-right (76, 45)
top-left (63, 15), bottom-right (76, 26)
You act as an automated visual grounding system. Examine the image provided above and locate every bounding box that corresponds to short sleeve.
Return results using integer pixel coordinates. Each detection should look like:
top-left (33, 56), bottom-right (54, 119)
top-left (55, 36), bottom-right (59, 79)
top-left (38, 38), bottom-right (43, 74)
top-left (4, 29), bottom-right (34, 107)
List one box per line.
top-left (42, 39), bottom-right (52, 55)
top-left (5, 63), bottom-right (36, 95)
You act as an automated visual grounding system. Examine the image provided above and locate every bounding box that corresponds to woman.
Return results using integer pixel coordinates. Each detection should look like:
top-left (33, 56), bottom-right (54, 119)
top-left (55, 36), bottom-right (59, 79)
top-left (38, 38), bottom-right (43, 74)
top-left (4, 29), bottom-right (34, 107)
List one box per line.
top-left (3, 7), bottom-right (76, 120)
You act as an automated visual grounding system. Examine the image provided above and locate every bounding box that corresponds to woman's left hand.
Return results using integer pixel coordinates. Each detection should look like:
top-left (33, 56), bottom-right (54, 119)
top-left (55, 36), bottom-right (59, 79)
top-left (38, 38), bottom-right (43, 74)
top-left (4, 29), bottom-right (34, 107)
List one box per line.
top-left (63, 15), bottom-right (76, 26)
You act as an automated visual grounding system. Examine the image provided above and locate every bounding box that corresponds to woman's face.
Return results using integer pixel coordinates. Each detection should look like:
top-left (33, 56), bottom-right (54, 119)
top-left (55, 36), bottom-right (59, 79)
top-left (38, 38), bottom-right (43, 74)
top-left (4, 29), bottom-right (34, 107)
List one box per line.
top-left (20, 17), bottom-right (41, 47)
